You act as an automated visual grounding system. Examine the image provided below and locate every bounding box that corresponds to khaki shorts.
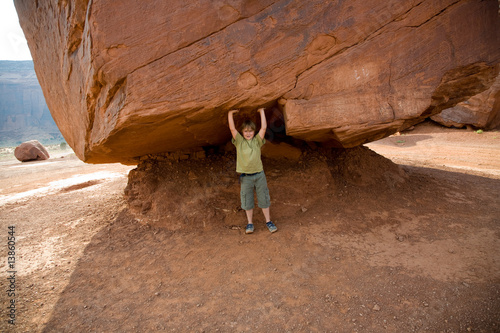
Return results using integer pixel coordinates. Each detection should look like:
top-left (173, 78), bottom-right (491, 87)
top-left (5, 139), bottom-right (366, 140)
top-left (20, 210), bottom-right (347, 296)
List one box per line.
top-left (240, 171), bottom-right (270, 210)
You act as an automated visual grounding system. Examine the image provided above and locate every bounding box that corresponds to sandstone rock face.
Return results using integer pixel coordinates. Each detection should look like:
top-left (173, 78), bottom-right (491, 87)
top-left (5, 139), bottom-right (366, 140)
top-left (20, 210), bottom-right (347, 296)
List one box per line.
top-left (14, 0), bottom-right (500, 163)
top-left (14, 140), bottom-right (50, 162)
top-left (431, 74), bottom-right (500, 129)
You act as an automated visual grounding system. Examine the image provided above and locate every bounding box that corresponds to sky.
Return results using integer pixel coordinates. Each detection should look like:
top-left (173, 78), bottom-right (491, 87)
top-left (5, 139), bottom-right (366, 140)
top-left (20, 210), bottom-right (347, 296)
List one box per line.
top-left (0, 1), bottom-right (32, 60)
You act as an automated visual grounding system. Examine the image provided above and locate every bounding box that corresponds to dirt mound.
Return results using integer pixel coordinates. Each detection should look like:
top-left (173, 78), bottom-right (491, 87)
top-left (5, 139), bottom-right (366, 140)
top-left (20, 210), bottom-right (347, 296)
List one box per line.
top-left (124, 146), bottom-right (408, 230)
top-left (327, 146), bottom-right (409, 187)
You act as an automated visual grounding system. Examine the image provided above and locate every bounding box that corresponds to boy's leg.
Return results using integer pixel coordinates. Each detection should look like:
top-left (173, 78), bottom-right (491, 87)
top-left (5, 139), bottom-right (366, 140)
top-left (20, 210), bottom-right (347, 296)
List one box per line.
top-left (240, 176), bottom-right (255, 213)
top-left (255, 172), bottom-right (271, 220)
top-left (245, 209), bottom-right (254, 224)
top-left (240, 175), bottom-right (255, 234)
top-left (255, 172), bottom-right (277, 232)
top-left (262, 207), bottom-right (271, 223)
top-left (245, 209), bottom-right (254, 234)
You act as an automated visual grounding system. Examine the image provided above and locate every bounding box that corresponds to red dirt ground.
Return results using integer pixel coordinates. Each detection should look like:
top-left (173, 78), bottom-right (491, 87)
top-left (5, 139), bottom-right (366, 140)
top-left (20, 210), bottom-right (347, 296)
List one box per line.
top-left (1, 121), bottom-right (499, 332)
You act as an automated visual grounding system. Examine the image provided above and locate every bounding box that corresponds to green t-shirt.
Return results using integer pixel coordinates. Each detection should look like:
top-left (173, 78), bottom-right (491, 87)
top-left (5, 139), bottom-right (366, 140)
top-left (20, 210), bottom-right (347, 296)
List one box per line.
top-left (232, 132), bottom-right (265, 173)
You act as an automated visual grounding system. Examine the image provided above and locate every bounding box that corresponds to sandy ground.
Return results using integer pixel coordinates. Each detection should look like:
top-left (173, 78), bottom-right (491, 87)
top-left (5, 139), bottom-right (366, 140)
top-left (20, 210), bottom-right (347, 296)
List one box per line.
top-left (0, 121), bottom-right (499, 332)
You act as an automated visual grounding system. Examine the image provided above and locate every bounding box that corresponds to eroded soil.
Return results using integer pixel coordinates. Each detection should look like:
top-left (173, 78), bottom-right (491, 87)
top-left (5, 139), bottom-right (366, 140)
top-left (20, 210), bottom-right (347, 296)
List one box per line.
top-left (1, 121), bottom-right (499, 332)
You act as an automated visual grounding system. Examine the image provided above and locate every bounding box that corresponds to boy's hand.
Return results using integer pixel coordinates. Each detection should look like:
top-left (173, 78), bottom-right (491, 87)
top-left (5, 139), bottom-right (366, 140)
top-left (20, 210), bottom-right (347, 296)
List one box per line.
top-left (257, 108), bottom-right (265, 113)
top-left (229, 109), bottom-right (239, 114)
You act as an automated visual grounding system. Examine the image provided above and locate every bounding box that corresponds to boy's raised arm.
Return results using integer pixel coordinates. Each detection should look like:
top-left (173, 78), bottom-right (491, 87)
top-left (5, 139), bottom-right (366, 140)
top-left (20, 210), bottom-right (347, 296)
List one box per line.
top-left (228, 110), bottom-right (239, 139)
top-left (257, 108), bottom-right (267, 140)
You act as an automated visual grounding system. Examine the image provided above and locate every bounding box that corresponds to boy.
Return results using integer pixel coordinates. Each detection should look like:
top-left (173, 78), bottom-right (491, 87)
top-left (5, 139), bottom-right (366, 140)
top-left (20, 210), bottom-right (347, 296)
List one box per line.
top-left (228, 108), bottom-right (277, 234)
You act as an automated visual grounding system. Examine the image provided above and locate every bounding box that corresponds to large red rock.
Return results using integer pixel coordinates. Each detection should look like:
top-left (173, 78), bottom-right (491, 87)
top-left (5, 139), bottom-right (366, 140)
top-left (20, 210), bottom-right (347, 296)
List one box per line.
top-left (431, 74), bottom-right (500, 129)
top-left (14, 0), bottom-right (500, 164)
top-left (14, 140), bottom-right (50, 162)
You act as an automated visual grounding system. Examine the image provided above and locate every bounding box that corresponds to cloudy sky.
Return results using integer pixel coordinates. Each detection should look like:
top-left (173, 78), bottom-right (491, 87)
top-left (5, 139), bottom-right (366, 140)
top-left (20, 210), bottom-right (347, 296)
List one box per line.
top-left (0, 1), bottom-right (32, 60)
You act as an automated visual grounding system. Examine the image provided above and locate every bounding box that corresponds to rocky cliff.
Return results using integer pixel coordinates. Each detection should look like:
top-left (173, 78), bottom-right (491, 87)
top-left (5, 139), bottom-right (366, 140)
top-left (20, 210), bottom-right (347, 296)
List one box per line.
top-left (0, 61), bottom-right (63, 147)
top-left (431, 73), bottom-right (500, 129)
top-left (14, 0), bottom-right (500, 163)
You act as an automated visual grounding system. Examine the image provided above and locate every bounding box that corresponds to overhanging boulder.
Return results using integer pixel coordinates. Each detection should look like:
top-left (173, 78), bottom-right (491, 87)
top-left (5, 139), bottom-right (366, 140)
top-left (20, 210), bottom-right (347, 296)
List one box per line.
top-left (14, 0), bottom-right (500, 163)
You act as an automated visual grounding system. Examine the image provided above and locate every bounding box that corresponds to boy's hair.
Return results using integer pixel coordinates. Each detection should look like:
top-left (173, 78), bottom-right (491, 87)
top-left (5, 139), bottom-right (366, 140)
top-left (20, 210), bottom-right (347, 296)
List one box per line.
top-left (240, 120), bottom-right (256, 132)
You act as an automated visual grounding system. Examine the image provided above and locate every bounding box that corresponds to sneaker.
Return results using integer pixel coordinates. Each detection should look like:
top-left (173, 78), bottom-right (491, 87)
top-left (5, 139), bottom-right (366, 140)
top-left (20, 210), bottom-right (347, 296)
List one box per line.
top-left (245, 224), bottom-right (254, 234)
top-left (266, 221), bottom-right (277, 233)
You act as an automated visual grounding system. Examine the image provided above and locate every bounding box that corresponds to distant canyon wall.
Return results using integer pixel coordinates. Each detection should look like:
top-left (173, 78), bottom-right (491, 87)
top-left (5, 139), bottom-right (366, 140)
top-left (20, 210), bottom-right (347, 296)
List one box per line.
top-left (0, 61), bottom-right (62, 147)
top-left (14, 0), bottom-right (500, 163)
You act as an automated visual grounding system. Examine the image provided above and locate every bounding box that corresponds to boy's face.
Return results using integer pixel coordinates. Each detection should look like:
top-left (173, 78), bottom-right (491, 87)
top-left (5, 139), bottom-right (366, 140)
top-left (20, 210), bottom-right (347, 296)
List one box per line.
top-left (242, 128), bottom-right (255, 140)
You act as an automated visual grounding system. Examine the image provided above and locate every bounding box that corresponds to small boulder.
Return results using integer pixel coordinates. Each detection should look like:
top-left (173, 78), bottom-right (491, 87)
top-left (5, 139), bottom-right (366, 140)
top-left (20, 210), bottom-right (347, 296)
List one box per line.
top-left (14, 140), bottom-right (50, 162)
